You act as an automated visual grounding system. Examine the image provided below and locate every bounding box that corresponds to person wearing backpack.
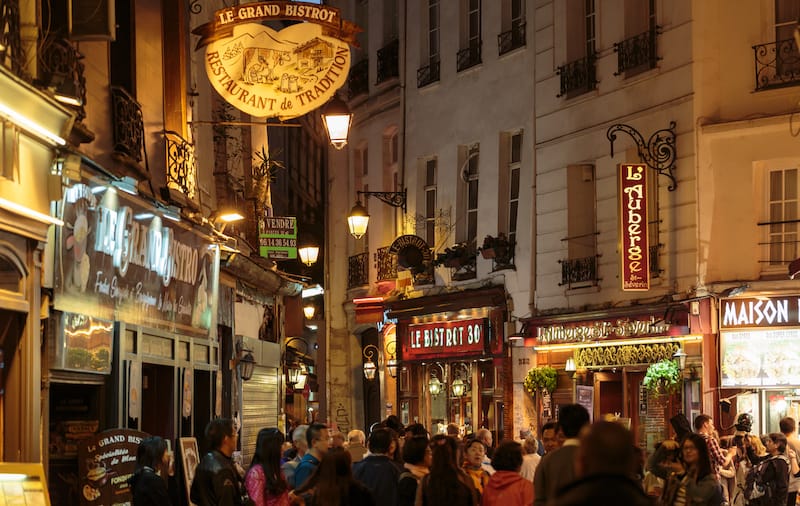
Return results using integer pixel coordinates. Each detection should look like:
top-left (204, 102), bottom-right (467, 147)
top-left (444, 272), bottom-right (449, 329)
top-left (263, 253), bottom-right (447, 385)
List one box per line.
top-left (398, 436), bottom-right (431, 506)
top-left (743, 433), bottom-right (790, 506)
top-left (661, 433), bottom-right (723, 506)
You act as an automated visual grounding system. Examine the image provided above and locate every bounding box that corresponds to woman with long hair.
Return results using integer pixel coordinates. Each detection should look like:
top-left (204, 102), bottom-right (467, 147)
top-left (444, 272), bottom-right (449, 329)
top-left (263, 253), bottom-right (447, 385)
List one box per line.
top-left (292, 448), bottom-right (375, 506)
top-left (416, 435), bottom-right (477, 506)
top-left (661, 433), bottom-right (722, 506)
top-left (130, 436), bottom-right (172, 506)
top-left (245, 428), bottom-right (290, 506)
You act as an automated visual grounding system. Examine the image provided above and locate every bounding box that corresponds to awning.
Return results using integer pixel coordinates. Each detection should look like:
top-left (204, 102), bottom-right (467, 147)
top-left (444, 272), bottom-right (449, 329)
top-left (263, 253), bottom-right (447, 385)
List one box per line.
top-left (385, 286), bottom-right (507, 320)
top-left (222, 252), bottom-right (303, 297)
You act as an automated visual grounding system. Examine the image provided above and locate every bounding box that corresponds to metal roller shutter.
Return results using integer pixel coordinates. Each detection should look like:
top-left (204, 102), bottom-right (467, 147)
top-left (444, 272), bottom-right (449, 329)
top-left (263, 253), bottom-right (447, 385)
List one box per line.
top-left (241, 366), bottom-right (280, 466)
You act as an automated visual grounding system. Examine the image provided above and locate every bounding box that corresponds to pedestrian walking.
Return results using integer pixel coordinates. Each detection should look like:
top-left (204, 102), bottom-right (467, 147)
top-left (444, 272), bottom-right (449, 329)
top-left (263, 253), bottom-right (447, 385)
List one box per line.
top-left (245, 428), bottom-right (290, 506)
top-left (481, 441), bottom-right (533, 506)
top-left (398, 435), bottom-right (432, 506)
top-left (291, 448), bottom-right (375, 506)
top-left (130, 435), bottom-right (173, 506)
top-left (352, 427), bottom-right (401, 504)
top-left (661, 433), bottom-right (723, 506)
top-left (293, 423), bottom-right (330, 490)
top-left (191, 418), bottom-right (247, 506)
top-left (533, 404), bottom-right (590, 506)
top-left (416, 435), bottom-right (478, 506)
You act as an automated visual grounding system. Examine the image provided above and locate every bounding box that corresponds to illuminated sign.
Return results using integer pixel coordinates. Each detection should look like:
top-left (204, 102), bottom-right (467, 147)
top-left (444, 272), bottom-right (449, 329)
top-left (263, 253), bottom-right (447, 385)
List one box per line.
top-left (720, 296), bottom-right (800, 329)
top-left (535, 316), bottom-right (673, 344)
top-left (619, 163), bottom-right (649, 291)
top-left (403, 318), bottom-right (487, 360)
top-left (193, 2), bottom-right (359, 119)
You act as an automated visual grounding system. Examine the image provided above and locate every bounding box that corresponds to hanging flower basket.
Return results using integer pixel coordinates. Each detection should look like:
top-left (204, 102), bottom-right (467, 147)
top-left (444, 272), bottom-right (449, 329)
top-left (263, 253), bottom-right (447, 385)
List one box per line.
top-left (643, 359), bottom-right (681, 396)
top-left (523, 366), bottom-right (557, 396)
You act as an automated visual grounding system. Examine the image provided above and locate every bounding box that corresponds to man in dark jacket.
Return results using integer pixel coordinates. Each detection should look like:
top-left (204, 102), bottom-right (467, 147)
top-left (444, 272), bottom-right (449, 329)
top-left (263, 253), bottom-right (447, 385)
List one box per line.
top-left (550, 421), bottom-right (653, 506)
top-left (353, 427), bottom-right (400, 505)
top-left (191, 418), bottom-right (245, 506)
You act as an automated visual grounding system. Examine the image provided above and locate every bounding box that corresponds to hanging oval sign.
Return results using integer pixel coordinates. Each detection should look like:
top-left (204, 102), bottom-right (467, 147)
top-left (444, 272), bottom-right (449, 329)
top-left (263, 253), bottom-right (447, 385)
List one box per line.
top-left (203, 21), bottom-right (352, 119)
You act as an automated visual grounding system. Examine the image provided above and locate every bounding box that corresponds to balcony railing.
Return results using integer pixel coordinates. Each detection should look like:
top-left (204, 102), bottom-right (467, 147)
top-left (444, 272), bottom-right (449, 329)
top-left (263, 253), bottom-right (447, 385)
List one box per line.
top-left (0, 0), bottom-right (22, 75)
top-left (348, 252), bottom-right (369, 289)
top-left (498, 20), bottom-right (526, 55)
top-left (457, 41), bottom-right (482, 72)
top-left (110, 86), bottom-right (145, 164)
top-left (559, 255), bottom-right (599, 288)
top-left (613, 27), bottom-right (659, 76)
top-left (417, 57), bottom-right (440, 88)
top-left (375, 246), bottom-right (397, 282)
top-left (557, 54), bottom-right (597, 98)
top-left (757, 219), bottom-right (800, 268)
top-left (39, 37), bottom-right (88, 122)
top-left (348, 59), bottom-right (369, 99)
top-left (376, 39), bottom-right (399, 84)
top-left (164, 131), bottom-right (198, 201)
top-left (753, 38), bottom-right (800, 91)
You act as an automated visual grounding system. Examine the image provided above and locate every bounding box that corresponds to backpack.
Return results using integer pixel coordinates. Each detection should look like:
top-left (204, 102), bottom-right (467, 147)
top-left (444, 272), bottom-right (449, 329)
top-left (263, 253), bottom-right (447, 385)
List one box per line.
top-left (744, 455), bottom-right (789, 502)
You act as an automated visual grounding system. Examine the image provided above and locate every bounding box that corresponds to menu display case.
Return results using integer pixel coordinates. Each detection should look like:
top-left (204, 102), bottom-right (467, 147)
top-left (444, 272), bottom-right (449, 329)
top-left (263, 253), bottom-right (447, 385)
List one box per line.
top-left (0, 462), bottom-right (51, 505)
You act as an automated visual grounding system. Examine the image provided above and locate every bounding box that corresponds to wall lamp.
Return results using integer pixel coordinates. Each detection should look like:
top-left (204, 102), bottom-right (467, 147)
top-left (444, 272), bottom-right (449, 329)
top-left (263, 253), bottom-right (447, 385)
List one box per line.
top-left (298, 243), bottom-right (320, 267)
top-left (284, 337), bottom-right (310, 389)
top-left (303, 304), bottom-right (316, 320)
top-left (321, 95), bottom-right (353, 150)
top-left (211, 208), bottom-right (244, 234)
top-left (451, 362), bottom-right (471, 397)
top-left (672, 348), bottom-right (688, 370)
top-left (234, 342), bottom-right (256, 381)
top-left (428, 363), bottom-right (445, 398)
top-left (363, 344), bottom-right (379, 380)
top-left (385, 340), bottom-right (398, 379)
top-left (347, 189), bottom-right (407, 239)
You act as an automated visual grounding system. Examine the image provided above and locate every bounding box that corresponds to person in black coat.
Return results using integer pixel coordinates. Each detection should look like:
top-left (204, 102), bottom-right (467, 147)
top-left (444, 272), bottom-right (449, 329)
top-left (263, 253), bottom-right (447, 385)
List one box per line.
top-left (130, 436), bottom-right (173, 506)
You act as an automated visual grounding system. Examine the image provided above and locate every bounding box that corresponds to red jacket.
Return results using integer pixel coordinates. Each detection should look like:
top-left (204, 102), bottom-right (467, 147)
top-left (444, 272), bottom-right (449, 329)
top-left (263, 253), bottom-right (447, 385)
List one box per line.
top-left (480, 471), bottom-right (534, 506)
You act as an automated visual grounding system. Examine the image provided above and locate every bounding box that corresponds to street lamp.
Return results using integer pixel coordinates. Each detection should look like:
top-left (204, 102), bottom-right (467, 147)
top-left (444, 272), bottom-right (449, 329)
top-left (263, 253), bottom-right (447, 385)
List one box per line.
top-left (428, 363), bottom-right (445, 397)
top-left (363, 344), bottom-right (379, 380)
top-left (450, 362), bottom-right (470, 397)
top-left (385, 340), bottom-right (398, 379)
top-left (303, 304), bottom-right (316, 319)
top-left (298, 244), bottom-right (320, 266)
top-left (321, 95), bottom-right (353, 150)
top-left (673, 348), bottom-right (688, 370)
top-left (347, 190), bottom-right (407, 239)
top-left (234, 342), bottom-right (256, 381)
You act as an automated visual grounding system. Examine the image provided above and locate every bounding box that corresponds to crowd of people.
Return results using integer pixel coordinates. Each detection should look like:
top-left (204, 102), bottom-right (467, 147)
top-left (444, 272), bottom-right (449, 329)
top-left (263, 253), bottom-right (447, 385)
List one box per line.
top-left (127, 407), bottom-right (800, 506)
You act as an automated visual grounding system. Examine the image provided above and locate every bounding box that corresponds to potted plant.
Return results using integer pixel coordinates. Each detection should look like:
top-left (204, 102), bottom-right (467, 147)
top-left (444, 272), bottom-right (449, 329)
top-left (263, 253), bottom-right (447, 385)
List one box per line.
top-left (523, 366), bottom-right (558, 396)
top-left (479, 233), bottom-right (510, 259)
top-left (433, 241), bottom-right (478, 268)
top-left (643, 359), bottom-right (681, 396)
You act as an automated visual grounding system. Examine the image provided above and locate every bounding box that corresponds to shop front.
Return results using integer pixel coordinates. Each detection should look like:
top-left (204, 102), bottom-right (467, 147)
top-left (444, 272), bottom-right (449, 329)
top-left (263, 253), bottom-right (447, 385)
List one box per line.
top-left (47, 171), bottom-right (220, 502)
top-left (522, 302), bottom-right (709, 455)
top-left (719, 294), bottom-right (800, 435)
top-left (389, 286), bottom-right (509, 440)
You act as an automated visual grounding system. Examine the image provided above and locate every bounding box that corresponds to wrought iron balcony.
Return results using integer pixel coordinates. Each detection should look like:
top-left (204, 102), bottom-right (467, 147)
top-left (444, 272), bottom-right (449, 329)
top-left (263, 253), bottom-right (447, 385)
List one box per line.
top-left (348, 59), bottom-right (369, 99)
top-left (110, 86), bottom-right (145, 164)
top-left (753, 38), bottom-right (800, 91)
top-left (613, 27), bottom-right (660, 76)
top-left (38, 37), bottom-right (88, 122)
top-left (498, 20), bottom-right (526, 55)
top-left (559, 255), bottom-right (599, 288)
top-left (557, 54), bottom-right (597, 98)
top-left (376, 39), bottom-right (399, 84)
top-left (417, 58), bottom-right (440, 88)
top-left (0, 0), bottom-right (22, 75)
top-left (164, 131), bottom-right (198, 202)
top-left (457, 41), bottom-right (482, 72)
top-left (375, 246), bottom-right (397, 282)
top-left (348, 252), bottom-right (369, 289)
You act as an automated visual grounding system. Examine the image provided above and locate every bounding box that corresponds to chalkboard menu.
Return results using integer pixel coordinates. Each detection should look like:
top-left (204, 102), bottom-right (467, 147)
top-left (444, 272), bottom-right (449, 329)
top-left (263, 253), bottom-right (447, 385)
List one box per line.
top-left (78, 429), bottom-right (148, 505)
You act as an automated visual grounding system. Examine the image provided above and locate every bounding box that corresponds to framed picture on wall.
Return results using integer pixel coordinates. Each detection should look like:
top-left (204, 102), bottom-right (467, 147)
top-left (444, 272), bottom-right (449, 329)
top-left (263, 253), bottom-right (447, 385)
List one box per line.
top-left (179, 437), bottom-right (200, 505)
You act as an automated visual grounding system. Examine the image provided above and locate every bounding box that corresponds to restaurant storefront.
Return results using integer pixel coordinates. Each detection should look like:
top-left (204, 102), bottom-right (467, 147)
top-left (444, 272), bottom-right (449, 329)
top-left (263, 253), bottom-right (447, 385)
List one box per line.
top-left (719, 294), bottom-right (800, 435)
top-left (46, 170), bottom-right (220, 501)
top-left (520, 300), bottom-right (713, 454)
top-left (389, 286), bottom-right (510, 440)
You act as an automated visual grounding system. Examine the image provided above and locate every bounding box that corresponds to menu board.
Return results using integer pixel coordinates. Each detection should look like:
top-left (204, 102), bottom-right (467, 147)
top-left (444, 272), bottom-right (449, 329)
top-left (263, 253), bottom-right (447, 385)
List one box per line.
top-left (78, 429), bottom-right (148, 505)
top-left (721, 329), bottom-right (800, 386)
top-left (576, 385), bottom-right (594, 422)
top-left (0, 462), bottom-right (50, 505)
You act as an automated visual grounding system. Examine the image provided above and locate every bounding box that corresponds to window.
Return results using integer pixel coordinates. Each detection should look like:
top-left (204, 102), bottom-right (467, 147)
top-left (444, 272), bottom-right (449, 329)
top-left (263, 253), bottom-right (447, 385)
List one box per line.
top-left (383, 131), bottom-right (399, 167)
top-left (499, 0), bottom-right (526, 54)
top-left (461, 144), bottom-right (480, 243)
top-left (425, 159), bottom-right (438, 247)
top-left (418, 0), bottom-right (441, 87)
top-left (647, 167), bottom-right (661, 278)
top-left (558, 0), bottom-right (597, 98)
top-left (458, 0), bottom-right (482, 71)
top-left (355, 0), bottom-right (369, 61)
top-left (384, 0), bottom-right (399, 42)
top-left (508, 133), bottom-right (521, 247)
top-left (764, 166), bottom-right (799, 270)
top-left (614, 0), bottom-right (658, 76)
top-left (775, 1), bottom-right (800, 77)
top-left (562, 164), bottom-right (597, 287)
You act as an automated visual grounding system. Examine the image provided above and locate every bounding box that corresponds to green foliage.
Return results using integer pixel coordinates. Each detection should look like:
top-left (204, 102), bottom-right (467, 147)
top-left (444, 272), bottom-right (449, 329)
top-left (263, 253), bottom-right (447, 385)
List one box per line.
top-left (524, 366), bottom-right (558, 395)
top-left (643, 359), bottom-right (681, 395)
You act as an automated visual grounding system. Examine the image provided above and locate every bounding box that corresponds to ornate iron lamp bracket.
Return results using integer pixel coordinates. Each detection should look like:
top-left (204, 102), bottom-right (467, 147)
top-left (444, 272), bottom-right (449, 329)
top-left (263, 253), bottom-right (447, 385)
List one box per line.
top-left (606, 121), bottom-right (677, 191)
top-left (357, 190), bottom-right (407, 212)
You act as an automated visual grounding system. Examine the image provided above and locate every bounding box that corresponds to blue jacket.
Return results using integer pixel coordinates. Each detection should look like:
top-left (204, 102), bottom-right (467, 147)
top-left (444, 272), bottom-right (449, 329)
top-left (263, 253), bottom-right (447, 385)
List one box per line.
top-left (293, 452), bottom-right (320, 490)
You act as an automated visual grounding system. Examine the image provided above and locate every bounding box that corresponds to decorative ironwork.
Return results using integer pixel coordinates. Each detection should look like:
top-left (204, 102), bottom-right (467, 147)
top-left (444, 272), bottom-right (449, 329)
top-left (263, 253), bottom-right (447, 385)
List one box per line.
top-left (348, 252), bottom-right (369, 289)
top-left (613, 27), bottom-right (660, 76)
top-left (357, 190), bottom-right (407, 212)
top-left (417, 58), bottom-right (440, 88)
top-left (557, 54), bottom-right (597, 98)
top-left (189, 0), bottom-right (202, 14)
top-left (110, 86), bottom-right (146, 164)
top-left (606, 121), bottom-right (677, 191)
top-left (38, 37), bottom-right (88, 121)
top-left (559, 255), bottom-right (599, 287)
top-left (0, 0), bottom-right (21, 75)
top-left (164, 130), bottom-right (198, 201)
top-left (574, 342), bottom-right (679, 369)
top-left (457, 41), bottom-right (482, 72)
top-left (348, 59), bottom-right (369, 99)
top-left (752, 38), bottom-right (800, 91)
top-left (375, 246), bottom-right (397, 282)
top-left (376, 38), bottom-right (399, 84)
top-left (498, 20), bottom-right (526, 55)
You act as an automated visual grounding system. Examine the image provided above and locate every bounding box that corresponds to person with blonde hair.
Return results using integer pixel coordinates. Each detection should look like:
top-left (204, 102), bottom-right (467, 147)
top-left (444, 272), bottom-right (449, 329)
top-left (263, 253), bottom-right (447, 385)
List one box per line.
top-left (519, 435), bottom-right (540, 483)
